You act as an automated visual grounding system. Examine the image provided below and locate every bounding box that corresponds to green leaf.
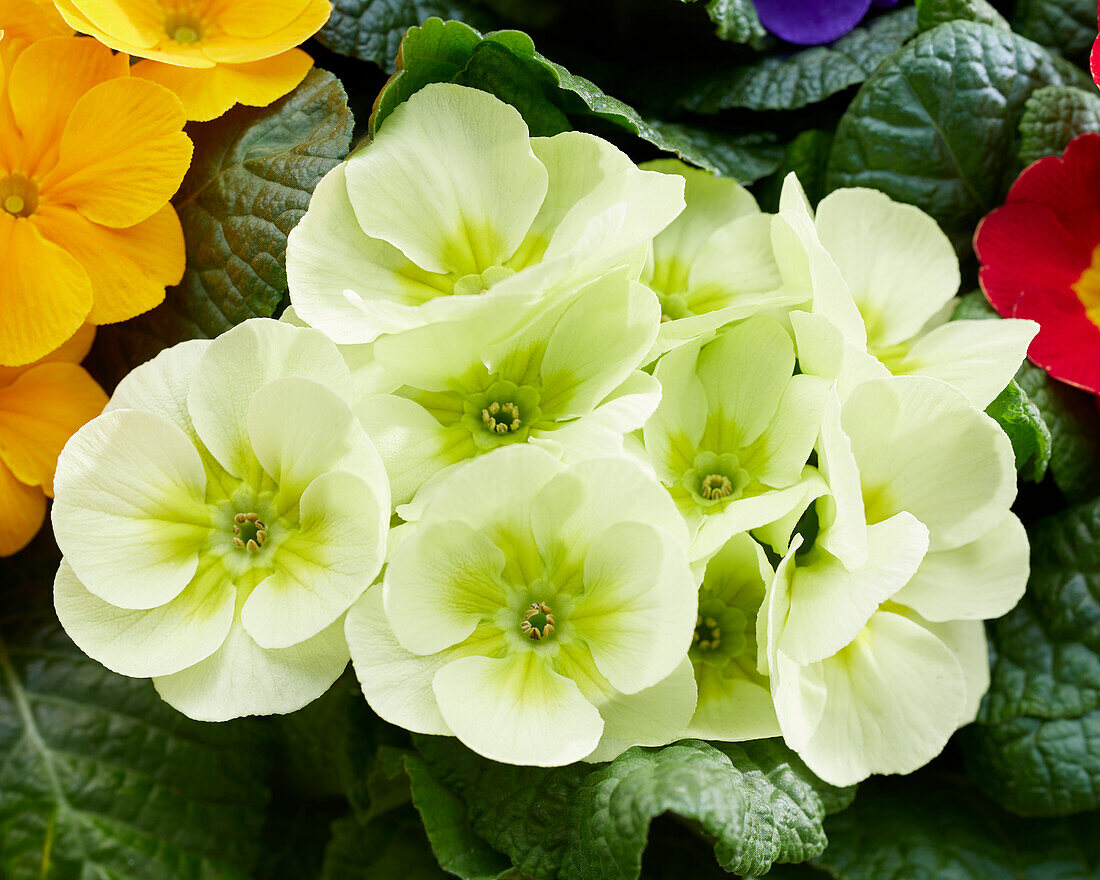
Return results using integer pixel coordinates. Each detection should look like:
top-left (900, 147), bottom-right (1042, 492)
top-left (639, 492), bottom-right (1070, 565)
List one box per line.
top-left (962, 497), bottom-right (1100, 815)
top-left (825, 21), bottom-right (1072, 252)
top-left (642, 120), bottom-right (786, 183)
top-left (1018, 85), bottom-right (1100, 166)
top-left (368, 18), bottom-right (776, 179)
top-left (1012, 0), bottom-right (1098, 60)
top-left (677, 9), bottom-right (918, 113)
top-left (315, 0), bottom-right (495, 69)
top-left (984, 380), bottom-right (1051, 482)
top-left (411, 736), bottom-right (852, 880)
top-left (682, 0), bottom-right (766, 46)
top-left (915, 0), bottom-right (1009, 31)
top-left (321, 811), bottom-right (453, 880)
top-left (814, 774), bottom-right (1100, 878)
top-left (758, 129), bottom-right (835, 212)
top-left (0, 608), bottom-right (272, 878)
top-left (86, 69), bottom-right (354, 392)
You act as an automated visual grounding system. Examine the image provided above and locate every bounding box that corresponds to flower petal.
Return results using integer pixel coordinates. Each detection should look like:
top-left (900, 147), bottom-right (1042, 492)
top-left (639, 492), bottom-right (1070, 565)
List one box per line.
top-left (198, 0), bottom-right (331, 64)
top-left (345, 83), bottom-right (548, 276)
top-left (33, 203), bottom-right (185, 325)
top-left (345, 587), bottom-right (452, 735)
top-left (105, 339), bottom-right (210, 445)
top-left (42, 77), bottom-right (192, 229)
top-left (433, 653), bottom-right (603, 766)
top-left (741, 373), bottom-right (830, 489)
top-left (754, 0), bottom-right (872, 45)
top-left (54, 559), bottom-right (235, 678)
top-left (645, 340), bottom-right (708, 479)
top-left (920, 617), bottom-right (989, 726)
top-left (153, 612), bottom-right (350, 721)
top-left (52, 409), bottom-right (210, 609)
top-left (0, 362), bottom-right (106, 494)
top-left (0, 459), bottom-right (45, 556)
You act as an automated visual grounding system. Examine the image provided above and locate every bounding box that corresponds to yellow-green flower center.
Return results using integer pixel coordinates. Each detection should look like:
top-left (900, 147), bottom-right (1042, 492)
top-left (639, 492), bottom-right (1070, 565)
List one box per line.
top-left (231, 512), bottom-right (268, 553)
top-left (691, 598), bottom-right (749, 669)
top-left (700, 473), bottom-right (733, 500)
top-left (165, 10), bottom-right (204, 43)
top-left (482, 401), bottom-right (521, 434)
top-left (0, 174), bottom-right (38, 218)
top-left (521, 601), bottom-right (555, 640)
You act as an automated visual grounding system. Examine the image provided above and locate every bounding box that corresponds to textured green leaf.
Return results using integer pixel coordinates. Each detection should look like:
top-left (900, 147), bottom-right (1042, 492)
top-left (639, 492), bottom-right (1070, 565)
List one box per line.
top-left (86, 69), bottom-right (354, 392)
top-left (984, 380), bottom-right (1051, 482)
top-left (315, 0), bottom-right (495, 69)
top-left (826, 21), bottom-right (1071, 252)
top-left (962, 497), bottom-right (1100, 815)
top-left (0, 570), bottom-right (272, 879)
top-left (677, 9), bottom-right (918, 113)
top-left (915, 0), bottom-right (1009, 31)
top-left (1018, 85), bottom-right (1100, 166)
top-left (682, 0), bottom-right (766, 45)
top-left (368, 18), bottom-right (775, 179)
top-left (758, 129), bottom-right (835, 212)
top-left (1013, 0), bottom-right (1098, 60)
top-left (642, 121), bottom-right (785, 183)
top-left (411, 736), bottom-right (851, 880)
top-left (814, 775), bottom-right (1100, 878)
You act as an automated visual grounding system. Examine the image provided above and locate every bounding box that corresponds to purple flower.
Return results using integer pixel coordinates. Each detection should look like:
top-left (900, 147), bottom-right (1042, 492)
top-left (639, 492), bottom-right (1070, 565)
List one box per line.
top-left (753, 0), bottom-right (901, 46)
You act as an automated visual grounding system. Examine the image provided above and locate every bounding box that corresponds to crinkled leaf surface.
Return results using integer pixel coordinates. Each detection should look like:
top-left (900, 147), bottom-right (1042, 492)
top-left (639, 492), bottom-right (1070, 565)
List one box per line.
top-left (915, 0), bottom-right (1009, 31)
top-left (826, 21), bottom-right (1071, 252)
top-left (682, 0), bottom-right (766, 45)
top-left (411, 736), bottom-right (852, 880)
top-left (962, 497), bottom-right (1100, 816)
top-left (0, 538), bottom-right (272, 880)
top-left (1012, 0), bottom-right (1098, 60)
top-left (677, 9), bottom-right (918, 113)
top-left (87, 69), bottom-right (354, 391)
top-left (1018, 85), bottom-right (1100, 166)
top-left (814, 775), bottom-right (1100, 878)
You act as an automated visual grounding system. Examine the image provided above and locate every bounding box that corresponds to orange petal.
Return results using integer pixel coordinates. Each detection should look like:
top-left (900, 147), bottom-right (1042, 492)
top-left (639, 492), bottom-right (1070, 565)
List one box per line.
top-left (199, 0), bottom-right (330, 64)
top-left (133, 49), bottom-right (312, 121)
top-left (0, 361), bottom-right (107, 494)
top-left (0, 324), bottom-right (96, 389)
top-left (8, 36), bottom-right (129, 177)
top-left (0, 0), bottom-right (73, 41)
top-left (0, 459), bottom-right (45, 556)
top-left (54, 0), bottom-right (218, 67)
top-left (40, 77), bottom-right (192, 229)
top-left (0, 213), bottom-right (93, 367)
top-left (208, 0), bottom-right (312, 39)
top-left (33, 203), bottom-right (185, 324)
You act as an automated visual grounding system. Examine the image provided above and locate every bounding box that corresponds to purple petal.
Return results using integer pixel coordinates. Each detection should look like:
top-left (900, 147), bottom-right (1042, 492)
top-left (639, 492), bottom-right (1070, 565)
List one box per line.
top-left (871, 0), bottom-right (900, 6)
top-left (753, 0), bottom-right (873, 45)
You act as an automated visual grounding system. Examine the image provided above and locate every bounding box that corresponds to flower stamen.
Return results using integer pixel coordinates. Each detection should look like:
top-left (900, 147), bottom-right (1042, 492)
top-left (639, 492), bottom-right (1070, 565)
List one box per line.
top-left (700, 474), bottom-right (734, 500)
top-left (520, 601), bottom-right (555, 640)
top-left (231, 512), bottom-right (267, 552)
top-left (482, 401), bottom-right (522, 434)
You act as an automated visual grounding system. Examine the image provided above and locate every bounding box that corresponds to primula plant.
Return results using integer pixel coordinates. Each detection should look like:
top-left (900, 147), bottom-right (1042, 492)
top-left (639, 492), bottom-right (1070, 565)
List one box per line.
top-left (5, 2), bottom-right (1100, 880)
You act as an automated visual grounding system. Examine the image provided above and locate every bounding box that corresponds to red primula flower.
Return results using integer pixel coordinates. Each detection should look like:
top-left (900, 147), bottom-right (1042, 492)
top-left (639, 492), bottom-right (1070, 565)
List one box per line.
top-left (974, 132), bottom-right (1100, 395)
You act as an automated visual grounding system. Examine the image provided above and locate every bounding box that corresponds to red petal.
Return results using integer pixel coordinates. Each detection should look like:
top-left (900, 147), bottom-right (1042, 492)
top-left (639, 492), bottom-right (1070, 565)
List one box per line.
top-left (1015, 287), bottom-right (1100, 394)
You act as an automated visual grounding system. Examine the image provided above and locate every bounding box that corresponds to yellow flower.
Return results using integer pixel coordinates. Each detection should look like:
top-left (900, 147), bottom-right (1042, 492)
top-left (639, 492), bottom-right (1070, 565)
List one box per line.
top-left (0, 325), bottom-right (107, 556)
top-left (0, 0), bottom-right (72, 41)
top-left (0, 34), bottom-right (191, 366)
top-left (53, 0), bottom-right (332, 121)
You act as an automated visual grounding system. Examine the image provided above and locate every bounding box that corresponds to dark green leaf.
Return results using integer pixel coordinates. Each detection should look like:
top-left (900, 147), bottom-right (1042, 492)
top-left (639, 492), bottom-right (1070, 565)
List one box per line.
top-left (1018, 85), bottom-right (1100, 166)
top-left (962, 497), bottom-right (1100, 815)
top-left (825, 21), bottom-right (1071, 252)
top-left (321, 811), bottom-right (452, 880)
top-left (642, 121), bottom-right (785, 183)
top-left (1012, 0), bottom-right (1098, 61)
top-left (915, 0), bottom-right (1009, 31)
top-left (87, 69), bottom-right (354, 392)
top-left (677, 9), bottom-right (918, 113)
top-left (412, 736), bottom-right (851, 880)
top-left (682, 0), bottom-right (766, 46)
top-left (984, 380), bottom-right (1051, 482)
top-left (814, 774), bottom-right (1100, 878)
top-left (315, 0), bottom-right (495, 69)
top-left (758, 129), bottom-right (835, 212)
top-left (255, 794), bottom-right (343, 880)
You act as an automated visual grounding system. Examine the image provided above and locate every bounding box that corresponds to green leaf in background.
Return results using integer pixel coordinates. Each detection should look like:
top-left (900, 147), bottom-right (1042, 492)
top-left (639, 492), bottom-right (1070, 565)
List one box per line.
top-left (1012, 0), bottom-right (1098, 61)
top-left (758, 129), bottom-right (835, 211)
top-left (368, 18), bottom-right (782, 182)
top-left (814, 775), bottom-right (1100, 878)
top-left (915, 0), bottom-right (1009, 32)
top-left (1018, 85), bottom-right (1100, 166)
top-left (0, 554), bottom-right (272, 880)
top-left (315, 0), bottom-right (496, 70)
top-left (682, 0), bottom-right (767, 46)
top-left (983, 380), bottom-right (1051, 482)
top-left (826, 20), bottom-right (1071, 252)
top-left (677, 9), bottom-right (918, 113)
top-left (962, 496), bottom-right (1100, 816)
top-left (643, 121), bottom-right (785, 183)
top-left (410, 736), bottom-right (852, 880)
top-left (86, 69), bottom-right (354, 391)
top-left (321, 811), bottom-right (455, 880)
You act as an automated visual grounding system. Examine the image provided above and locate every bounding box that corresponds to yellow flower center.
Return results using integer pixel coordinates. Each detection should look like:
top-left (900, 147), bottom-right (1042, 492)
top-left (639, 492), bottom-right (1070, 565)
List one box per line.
top-left (1072, 244), bottom-right (1100, 329)
top-left (164, 9), bottom-right (205, 43)
top-left (700, 473), bottom-right (734, 500)
top-left (231, 512), bottom-right (268, 553)
top-left (0, 174), bottom-right (38, 218)
top-left (482, 401), bottom-right (521, 434)
top-left (520, 601), bottom-right (555, 640)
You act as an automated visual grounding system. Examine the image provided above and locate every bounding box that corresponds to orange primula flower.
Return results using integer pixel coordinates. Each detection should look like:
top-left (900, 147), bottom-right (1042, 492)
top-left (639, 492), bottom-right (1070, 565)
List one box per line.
top-left (0, 33), bottom-right (191, 367)
top-left (0, 0), bottom-right (71, 41)
top-left (53, 0), bottom-right (332, 121)
top-left (0, 325), bottom-right (107, 556)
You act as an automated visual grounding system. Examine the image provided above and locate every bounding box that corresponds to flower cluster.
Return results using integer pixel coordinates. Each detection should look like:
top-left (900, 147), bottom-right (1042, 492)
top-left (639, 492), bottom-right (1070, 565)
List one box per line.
top-left (54, 83), bottom-right (1035, 785)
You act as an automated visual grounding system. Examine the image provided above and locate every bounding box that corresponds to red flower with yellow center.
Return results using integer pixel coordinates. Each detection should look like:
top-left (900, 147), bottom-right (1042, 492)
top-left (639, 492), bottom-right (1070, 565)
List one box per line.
top-left (974, 132), bottom-right (1100, 395)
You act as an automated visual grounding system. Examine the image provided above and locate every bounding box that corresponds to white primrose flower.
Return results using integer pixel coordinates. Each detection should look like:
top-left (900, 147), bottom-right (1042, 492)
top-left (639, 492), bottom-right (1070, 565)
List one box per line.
top-left (345, 445), bottom-right (698, 766)
top-left (358, 268), bottom-right (661, 507)
top-left (286, 82), bottom-right (686, 344)
top-left (684, 533), bottom-right (780, 742)
top-left (52, 319), bottom-right (390, 721)
top-left (642, 314), bottom-right (829, 561)
top-left (760, 374), bottom-right (1026, 786)
top-left (777, 175), bottom-right (1038, 409)
top-left (638, 159), bottom-right (803, 360)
